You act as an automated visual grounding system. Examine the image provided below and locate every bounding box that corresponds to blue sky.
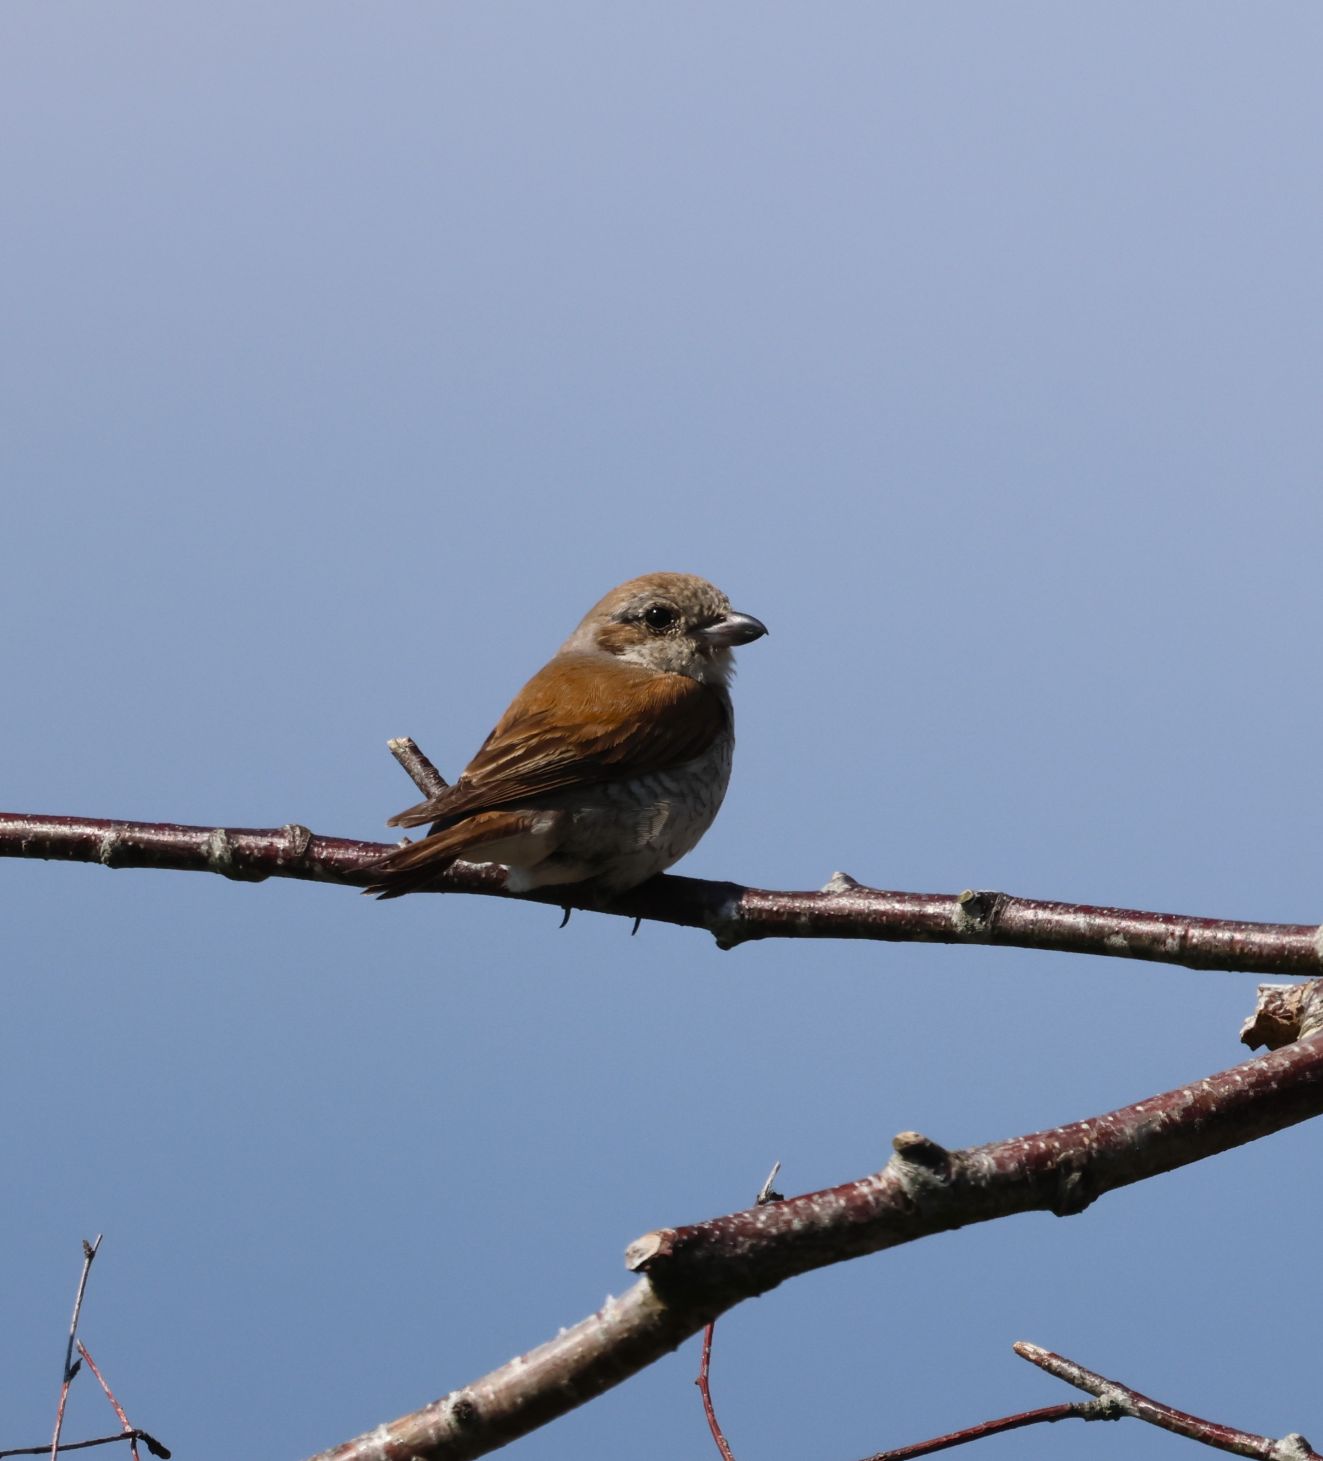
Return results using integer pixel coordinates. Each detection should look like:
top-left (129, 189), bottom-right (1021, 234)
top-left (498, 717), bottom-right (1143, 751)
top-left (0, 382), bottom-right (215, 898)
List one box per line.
top-left (4, 6), bottom-right (1321, 1459)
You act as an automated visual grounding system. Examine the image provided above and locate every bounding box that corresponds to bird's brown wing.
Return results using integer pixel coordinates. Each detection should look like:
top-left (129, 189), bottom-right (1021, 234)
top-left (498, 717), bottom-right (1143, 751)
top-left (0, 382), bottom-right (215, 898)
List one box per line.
top-left (386, 655), bottom-right (730, 831)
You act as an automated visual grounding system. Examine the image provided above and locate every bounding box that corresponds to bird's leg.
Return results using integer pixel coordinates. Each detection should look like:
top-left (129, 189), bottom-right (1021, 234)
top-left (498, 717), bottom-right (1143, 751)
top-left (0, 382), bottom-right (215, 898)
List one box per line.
top-left (559, 906), bottom-right (573, 929)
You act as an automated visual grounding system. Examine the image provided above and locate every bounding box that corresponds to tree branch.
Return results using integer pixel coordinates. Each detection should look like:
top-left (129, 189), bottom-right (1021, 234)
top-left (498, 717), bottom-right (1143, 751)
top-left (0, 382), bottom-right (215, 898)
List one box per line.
top-left (303, 1020), bottom-right (1323, 1461)
top-left (4, 809), bottom-right (1323, 973)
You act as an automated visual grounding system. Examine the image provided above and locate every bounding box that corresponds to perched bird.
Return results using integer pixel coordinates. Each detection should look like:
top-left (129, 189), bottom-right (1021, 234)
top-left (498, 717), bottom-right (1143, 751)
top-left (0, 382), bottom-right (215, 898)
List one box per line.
top-left (366, 572), bottom-right (767, 899)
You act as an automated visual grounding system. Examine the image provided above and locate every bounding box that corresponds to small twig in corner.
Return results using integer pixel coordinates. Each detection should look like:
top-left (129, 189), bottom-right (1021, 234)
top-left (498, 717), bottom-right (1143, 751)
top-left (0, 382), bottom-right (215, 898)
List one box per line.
top-left (19, 1239), bottom-right (172, 1461)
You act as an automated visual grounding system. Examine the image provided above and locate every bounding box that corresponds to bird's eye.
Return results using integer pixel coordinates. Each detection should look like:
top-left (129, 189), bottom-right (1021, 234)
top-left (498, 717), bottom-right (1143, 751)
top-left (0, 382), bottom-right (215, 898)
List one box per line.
top-left (643, 604), bottom-right (675, 631)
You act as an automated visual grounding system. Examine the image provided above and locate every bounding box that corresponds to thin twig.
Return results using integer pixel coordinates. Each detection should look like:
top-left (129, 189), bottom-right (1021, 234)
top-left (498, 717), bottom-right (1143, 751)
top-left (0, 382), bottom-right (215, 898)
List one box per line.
top-left (5, 809), bottom-right (1323, 974)
top-left (63, 1239), bottom-right (101, 1379)
top-left (76, 1344), bottom-right (130, 1432)
top-left (77, 1342), bottom-right (162, 1461)
top-left (1014, 1342), bottom-right (1321, 1459)
top-left (51, 1237), bottom-right (102, 1461)
top-left (755, 1161), bottom-right (782, 1205)
top-left (1, 1432), bottom-right (169, 1459)
top-left (695, 1323), bottom-right (736, 1461)
top-left (867, 1402), bottom-right (1090, 1460)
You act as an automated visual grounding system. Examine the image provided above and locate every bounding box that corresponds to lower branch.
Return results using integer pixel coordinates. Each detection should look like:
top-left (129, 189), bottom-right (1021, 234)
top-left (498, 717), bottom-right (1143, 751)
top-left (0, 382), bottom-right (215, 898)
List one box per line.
top-left (304, 1023), bottom-right (1323, 1461)
top-left (4, 809), bottom-right (1323, 974)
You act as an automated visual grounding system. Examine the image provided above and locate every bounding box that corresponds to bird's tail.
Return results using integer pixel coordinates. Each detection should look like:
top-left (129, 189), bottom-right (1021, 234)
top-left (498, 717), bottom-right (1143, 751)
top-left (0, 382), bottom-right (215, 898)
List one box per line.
top-left (362, 835), bottom-right (462, 899)
top-left (363, 809), bottom-right (544, 899)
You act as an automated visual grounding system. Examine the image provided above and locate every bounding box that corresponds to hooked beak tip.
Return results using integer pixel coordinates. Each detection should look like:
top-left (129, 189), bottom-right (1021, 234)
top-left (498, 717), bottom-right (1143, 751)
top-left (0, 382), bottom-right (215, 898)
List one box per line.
top-left (698, 611), bottom-right (768, 648)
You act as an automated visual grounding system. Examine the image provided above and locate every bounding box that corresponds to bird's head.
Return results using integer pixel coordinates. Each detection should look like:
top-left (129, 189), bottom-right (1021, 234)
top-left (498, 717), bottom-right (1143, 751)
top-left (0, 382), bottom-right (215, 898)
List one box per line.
top-left (560, 572), bottom-right (767, 687)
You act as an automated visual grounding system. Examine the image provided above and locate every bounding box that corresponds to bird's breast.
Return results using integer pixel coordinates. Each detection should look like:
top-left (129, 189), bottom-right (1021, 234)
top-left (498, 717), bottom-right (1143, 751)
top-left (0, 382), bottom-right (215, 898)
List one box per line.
top-left (526, 729), bottom-right (735, 892)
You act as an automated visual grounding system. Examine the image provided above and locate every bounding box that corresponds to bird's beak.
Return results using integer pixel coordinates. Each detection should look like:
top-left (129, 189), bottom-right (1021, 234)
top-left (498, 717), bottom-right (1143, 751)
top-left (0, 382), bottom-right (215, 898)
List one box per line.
top-left (696, 611), bottom-right (769, 648)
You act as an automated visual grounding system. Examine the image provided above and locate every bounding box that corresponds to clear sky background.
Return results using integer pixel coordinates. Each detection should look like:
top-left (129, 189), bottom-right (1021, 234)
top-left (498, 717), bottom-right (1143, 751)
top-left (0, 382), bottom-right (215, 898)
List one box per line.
top-left (4, 5), bottom-right (1321, 1459)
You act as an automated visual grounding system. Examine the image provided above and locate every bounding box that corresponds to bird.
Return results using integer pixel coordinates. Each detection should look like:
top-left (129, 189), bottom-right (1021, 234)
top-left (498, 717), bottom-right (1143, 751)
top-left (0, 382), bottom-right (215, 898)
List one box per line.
top-left (365, 572), bottom-right (767, 899)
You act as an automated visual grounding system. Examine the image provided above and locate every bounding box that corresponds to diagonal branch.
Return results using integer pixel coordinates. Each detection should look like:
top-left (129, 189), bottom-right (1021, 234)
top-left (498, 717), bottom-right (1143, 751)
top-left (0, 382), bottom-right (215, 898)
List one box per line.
top-left (303, 1022), bottom-right (1323, 1461)
top-left (3, 808), bottom-right (1323, 974)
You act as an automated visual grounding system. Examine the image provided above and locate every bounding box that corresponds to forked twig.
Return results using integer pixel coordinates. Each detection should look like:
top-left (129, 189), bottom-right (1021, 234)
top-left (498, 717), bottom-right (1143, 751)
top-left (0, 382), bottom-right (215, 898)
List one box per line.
top-left (1014, 1343), bottom-right (1319, 1459)
top-left (873, 1342), bottom-right (1319, 1460)
top-left (12, 1239), bottom-right (172, 1461)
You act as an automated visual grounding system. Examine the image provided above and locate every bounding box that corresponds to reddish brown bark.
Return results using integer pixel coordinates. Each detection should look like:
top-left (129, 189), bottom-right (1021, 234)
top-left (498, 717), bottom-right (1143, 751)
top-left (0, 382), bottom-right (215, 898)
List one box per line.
top-left (4, 809), bottom-right (1322, 974)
